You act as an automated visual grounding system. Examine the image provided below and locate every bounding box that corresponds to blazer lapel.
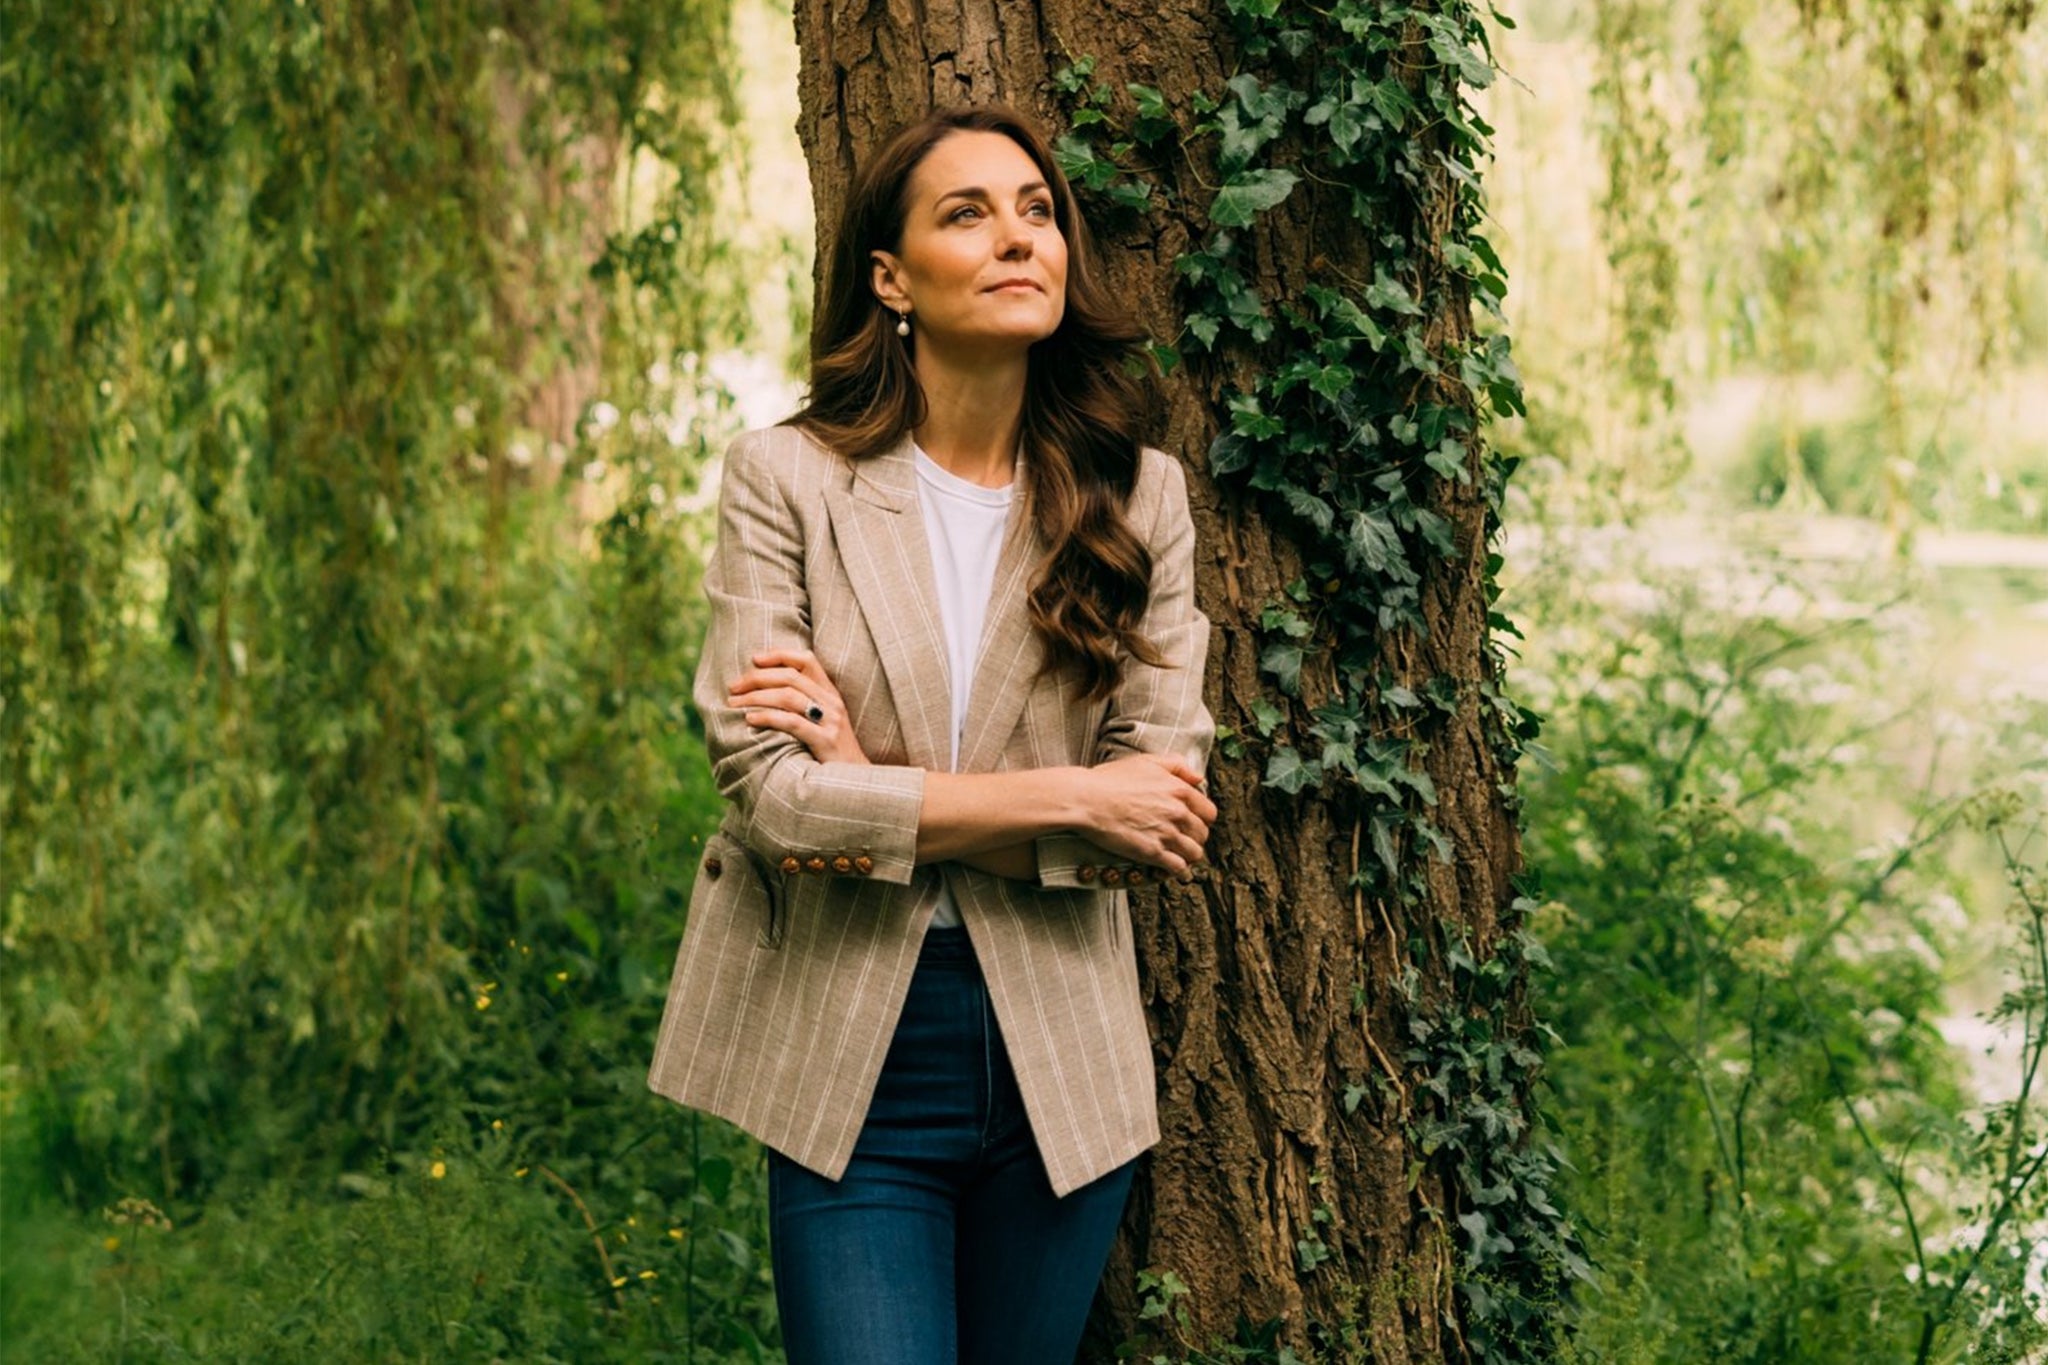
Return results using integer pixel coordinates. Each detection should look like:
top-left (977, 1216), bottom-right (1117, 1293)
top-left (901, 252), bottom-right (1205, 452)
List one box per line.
top-left (957, 481), bottom-right (1051, 775)
top-left (824, 434), bottom-right (955, 772)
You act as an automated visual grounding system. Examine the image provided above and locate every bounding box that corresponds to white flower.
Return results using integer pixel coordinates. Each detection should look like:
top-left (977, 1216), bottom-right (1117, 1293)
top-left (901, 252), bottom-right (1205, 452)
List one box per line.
top-left (506, 441), bottom-right (533, 469)
top-left (590, 401), bottom-right (620, 432)
top-left (583, 460), bottom-right (608, 483)
top-left (454, 404), bottom-right (476, 429)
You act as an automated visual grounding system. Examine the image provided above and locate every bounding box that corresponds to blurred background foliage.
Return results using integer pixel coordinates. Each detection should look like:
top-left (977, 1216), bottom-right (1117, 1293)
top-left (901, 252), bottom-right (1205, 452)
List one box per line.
top-left (2, 0), bottom-right (2045, 1361)
top-left (1486, 0), bottom-right (2048, 1358)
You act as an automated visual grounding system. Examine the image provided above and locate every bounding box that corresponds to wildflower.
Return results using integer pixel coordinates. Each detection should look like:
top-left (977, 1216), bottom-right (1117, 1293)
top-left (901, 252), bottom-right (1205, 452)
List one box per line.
top-left (492, 1119), bottom-right (503, 1131)
top-left (475, 995), bottom-right (492, 1011)
top-left (668, 1228), bottom-right (684, 1240)
top-left (514, 1167), bottom-right (529, 1179)
top-left (103, 1197), bottom-right (172, 1231)
top-left (430, 1161), bottom-right (447, 1179)
top-left (554, 971), bottom-right (569, 982)
top-left (611, 1276), bottom-right (627, 1289)
top-left (103, 1236), bottom-right (120, 1252)
top-left (638, 1270), bottom-right (657, 1280)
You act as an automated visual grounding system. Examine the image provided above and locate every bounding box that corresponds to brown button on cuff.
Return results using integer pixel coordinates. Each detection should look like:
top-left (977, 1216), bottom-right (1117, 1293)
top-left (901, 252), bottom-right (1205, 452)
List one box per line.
top-left (779, 856), bottom-right (801, 875)
top-left (1125, 867), bottom-right (1146, 886)
top-left (854, 855), bottom-right (874, 875)
top-left (805, 856), bottom-right (828, 873)
top-left (831, 855), bottom-right (853, 874)
top-left (1102, 867), bottom-right (1125, 887)
top-left (1076, 865), bottom-right (1098, 884)
top-left (703, 855), bottom-right (723, 880)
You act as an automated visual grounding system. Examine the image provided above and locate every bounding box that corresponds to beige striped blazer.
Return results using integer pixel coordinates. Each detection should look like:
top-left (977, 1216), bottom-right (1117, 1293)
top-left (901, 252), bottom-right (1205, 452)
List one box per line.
top-left (646, 422), bottom-right (1213, 1197)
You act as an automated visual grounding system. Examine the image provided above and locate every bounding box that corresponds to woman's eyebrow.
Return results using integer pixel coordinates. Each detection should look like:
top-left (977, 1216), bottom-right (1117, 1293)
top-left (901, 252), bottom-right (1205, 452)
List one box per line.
top-left (934, 180), bottom-right (1051, 207)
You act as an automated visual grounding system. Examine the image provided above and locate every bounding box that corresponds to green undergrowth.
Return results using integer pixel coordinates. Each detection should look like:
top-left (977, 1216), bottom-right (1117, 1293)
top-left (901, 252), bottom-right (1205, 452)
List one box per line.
top-left (1511, 543), bottom-right (2048, 1363)
top-left (1, 1113), bottom-right (776, 1364)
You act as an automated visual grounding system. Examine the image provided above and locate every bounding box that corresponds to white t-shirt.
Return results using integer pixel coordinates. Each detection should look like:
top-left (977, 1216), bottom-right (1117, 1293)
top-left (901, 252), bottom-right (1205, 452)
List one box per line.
top-left (911, 444), bottom-right (1015, 930)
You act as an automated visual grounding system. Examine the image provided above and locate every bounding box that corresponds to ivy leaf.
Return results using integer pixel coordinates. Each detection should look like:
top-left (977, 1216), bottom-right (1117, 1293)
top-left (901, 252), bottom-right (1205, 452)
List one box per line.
top-left (1186, 313), bottom-right (1221, 350)
top-left (1412, 507), bottom-right (1457, 558)
top-left (1260, 603), bottom-right (1314, 638)
top-left (1347, 509), bottom-right (1403, 572)
top-left (1250, 697), bottom-right (1286, 737)
top-left (1281, 484), bottom-right (1335, 534)
top-left (1395, 764), bottom-right (1439, 805)
top-left (1265, 745), bottom-right (1320, 794)
top-left (1328, 100), bottom-right (1367, 153)
top-left (1310, 363), bottom-right (1354, 399)
top-left (1261, 640), bottom-right (1306, 694)
top-left (1367, 78), bottom-right (1415, 128)
top-left (1425, 437), bottom-right (1468, 482)
top-left (1371, 815), bottom-right (1400, 877)
top-left (1228, 391), bottom-right (1285, 439)
top-left (1107, 180), bottom-right (1153, 212)
top-left (1209, 431), bottom-right (1250, 474)
top-left (1365, 265), bottom-right (1424, 316)
top-left (1209, 169), bottom-right (1300, 228)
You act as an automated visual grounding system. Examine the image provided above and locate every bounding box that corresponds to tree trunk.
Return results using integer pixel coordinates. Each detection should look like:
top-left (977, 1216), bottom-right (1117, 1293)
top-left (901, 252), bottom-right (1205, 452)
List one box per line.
top-left (792, 5), bottom-right (1530, 1359)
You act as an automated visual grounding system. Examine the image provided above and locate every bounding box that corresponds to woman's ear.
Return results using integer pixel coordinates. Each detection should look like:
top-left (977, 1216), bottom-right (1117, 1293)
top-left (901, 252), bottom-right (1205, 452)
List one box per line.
top-left (869, 250), bottom-right (909, 313)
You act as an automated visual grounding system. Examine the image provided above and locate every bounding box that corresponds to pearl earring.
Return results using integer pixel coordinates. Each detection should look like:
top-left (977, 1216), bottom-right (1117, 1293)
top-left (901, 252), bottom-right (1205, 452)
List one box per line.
top-left (895, 311), bottom-right (911, 338)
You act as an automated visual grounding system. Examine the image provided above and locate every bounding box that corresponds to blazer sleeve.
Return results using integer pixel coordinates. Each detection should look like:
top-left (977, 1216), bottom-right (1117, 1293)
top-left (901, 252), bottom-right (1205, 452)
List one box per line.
top-left (693, 429), bottom-right (926, 885)
top-left (1033, 449), bottom-right (1216, 888)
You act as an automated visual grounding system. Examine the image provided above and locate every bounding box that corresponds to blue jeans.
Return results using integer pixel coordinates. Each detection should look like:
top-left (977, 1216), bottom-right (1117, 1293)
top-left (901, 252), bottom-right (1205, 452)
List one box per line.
top-left (766, 925), bottom-right (1138, 1365)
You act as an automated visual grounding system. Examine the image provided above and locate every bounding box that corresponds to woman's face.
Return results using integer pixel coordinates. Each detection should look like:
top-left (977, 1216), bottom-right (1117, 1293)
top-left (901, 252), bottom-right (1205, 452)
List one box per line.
top-left (869, 130), bottom-right (1069, 358)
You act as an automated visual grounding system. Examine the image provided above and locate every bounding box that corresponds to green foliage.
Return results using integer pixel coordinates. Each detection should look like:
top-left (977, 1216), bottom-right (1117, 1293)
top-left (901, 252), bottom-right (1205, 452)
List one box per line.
top-left (0, 1115), bottom-right (778, 1362)
top-left (2, 0), bottom-right (736, 1191)
top-left (1, 1), bottom-right (788, 1358)
top-left (1730, 406), bottom-right (2048, 535)
top-left (1535, 0), bottom-right (2048, 508)
top-left (1517, 563), bottom-right (2048, 1362)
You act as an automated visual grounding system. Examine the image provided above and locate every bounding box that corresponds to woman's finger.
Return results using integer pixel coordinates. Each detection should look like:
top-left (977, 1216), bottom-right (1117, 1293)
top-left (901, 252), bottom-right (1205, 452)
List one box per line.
top-left (727, 685), bottom-right (826, 717)
top-left (751, 648), bottom-right (831, 686)
top-left (741, 708), bottom-right (832, 754)
top-left (728, 666), bottom-right (821, 700)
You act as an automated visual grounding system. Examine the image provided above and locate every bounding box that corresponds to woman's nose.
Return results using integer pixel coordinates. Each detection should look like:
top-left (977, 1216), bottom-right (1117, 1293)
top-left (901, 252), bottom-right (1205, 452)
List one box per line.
top-left (996, 212), bottom-right (1034, 257)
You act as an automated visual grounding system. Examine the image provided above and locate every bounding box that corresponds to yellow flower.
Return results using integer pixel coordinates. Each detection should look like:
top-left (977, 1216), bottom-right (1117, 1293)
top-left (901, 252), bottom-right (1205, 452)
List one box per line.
top-left (554, 971), bottom-right (569, 982)
top-left (514, 1167), bottom-right (529, 1178)
top-left (638, 1270), bottom-right (657, 1280)
top-left (610, 1276), bottom-right (627, 1289)
top-left (491, 1119), bottom-right (503, 1131)
top-left (430, 1161), bottom-right (447, 1179)
top-left (103, 1236), bottom-right (120, 1252)
top-left (474, 995), bottom-right (492, 1011)
top-left (668, 1228), bottom-right (684, 1240)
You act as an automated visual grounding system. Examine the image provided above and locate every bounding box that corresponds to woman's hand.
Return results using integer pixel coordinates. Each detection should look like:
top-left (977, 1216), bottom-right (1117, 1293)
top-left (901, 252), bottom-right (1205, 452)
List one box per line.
top-left (727, 648), bottom-right (870, 764)
top-left (1077, 753), bottom-right (1217, 879)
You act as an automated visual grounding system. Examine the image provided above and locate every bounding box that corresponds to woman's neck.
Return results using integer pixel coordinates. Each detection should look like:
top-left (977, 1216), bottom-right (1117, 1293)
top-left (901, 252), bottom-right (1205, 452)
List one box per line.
top-left (910, 344), bottom-right (1027, 489)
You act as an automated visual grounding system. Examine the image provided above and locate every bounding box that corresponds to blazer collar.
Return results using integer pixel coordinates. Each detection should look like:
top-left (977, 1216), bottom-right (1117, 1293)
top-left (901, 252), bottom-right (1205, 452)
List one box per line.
top-left (845, 429), bottom-right (919, 512)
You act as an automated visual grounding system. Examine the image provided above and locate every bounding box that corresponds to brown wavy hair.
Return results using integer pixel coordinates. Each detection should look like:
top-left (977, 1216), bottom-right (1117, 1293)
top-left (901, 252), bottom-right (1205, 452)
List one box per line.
top-left (787, 103), bottom-right (1162, 700)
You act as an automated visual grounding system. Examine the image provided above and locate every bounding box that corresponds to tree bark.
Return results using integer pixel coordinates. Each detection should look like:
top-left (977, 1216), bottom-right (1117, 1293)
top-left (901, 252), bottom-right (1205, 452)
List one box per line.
top-left (792, 5), bottom-right (1523, 1359)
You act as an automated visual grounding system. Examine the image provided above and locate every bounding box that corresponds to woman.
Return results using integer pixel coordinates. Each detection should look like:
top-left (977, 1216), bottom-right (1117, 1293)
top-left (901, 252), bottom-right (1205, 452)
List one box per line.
top-left (647, 103), bottom-right (1216, 1365)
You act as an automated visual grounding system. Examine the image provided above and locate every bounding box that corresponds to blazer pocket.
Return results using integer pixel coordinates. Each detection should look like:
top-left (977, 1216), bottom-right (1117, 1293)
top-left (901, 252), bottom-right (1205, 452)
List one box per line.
top-left (697, 832), bottom-right (785, 951)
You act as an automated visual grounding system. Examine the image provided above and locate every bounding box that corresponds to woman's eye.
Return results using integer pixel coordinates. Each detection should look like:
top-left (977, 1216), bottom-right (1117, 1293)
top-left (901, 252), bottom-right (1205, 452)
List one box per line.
top-left (950, 205), bottom-right (982, 223)
top-left (1026, 200), bottom-right (1053, 219)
